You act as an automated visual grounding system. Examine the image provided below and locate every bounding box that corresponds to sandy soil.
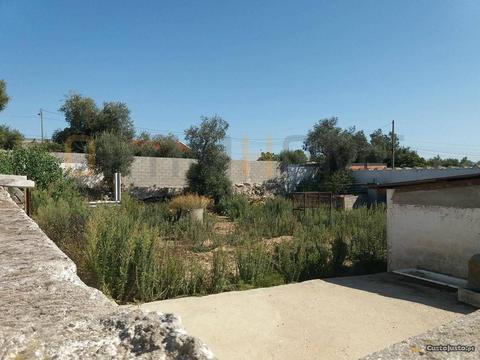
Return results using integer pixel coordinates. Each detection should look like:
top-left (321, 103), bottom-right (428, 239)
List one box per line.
top-left (141, 273), bottom-right (474, 360)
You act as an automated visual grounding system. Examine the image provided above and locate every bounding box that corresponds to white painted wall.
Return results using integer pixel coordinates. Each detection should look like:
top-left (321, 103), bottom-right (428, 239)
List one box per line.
top-left (387, 188), bottom-right (480, 278)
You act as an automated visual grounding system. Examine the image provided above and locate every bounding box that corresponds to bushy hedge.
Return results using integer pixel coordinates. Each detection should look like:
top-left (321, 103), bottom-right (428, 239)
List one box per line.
top-left (0, 147), bottom-right (63, 189)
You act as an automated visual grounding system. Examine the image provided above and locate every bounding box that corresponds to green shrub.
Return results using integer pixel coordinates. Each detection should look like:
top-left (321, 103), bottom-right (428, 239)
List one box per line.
top-left (84, 200), bottom-right (211, 302)
top-left (235, 197), bottom-right (295, 238)
top-left (0, 147), bottom-right (63, 189)
top-left (32, 177), bottom-right (89, 276)
top-left (273, 239), bottom-right (306, 283)
top-left (172, 214), bottom-right (218, 251)
top-left (0, 124), bottom-right (23, 150)
top-left (0, 150), bottom-right (13, 174)
top-left (211, 250), bottom-right (229, 293)
top-left (235, 243), bottom-right (283, 287)
top-left (218, 194), bottom-right (250, 220)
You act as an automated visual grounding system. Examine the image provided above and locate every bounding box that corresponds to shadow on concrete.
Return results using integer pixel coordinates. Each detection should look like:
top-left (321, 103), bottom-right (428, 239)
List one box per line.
top-left (324, 272), bottom-right (475, 314)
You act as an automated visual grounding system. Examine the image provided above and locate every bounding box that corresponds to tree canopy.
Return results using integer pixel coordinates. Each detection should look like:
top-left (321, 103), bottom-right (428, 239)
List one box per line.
top-left (304, 117), bottom-right (365, 173)
top-left (258, 149), bottom-right (308, 164)
top-left (0, 125), bottom-right (24, 150)
top-left (303, 117), bottom-right (444, 171)
top-left (0, 80), bottom-right (9, 112)
top-left (185, 116), bottom-right (231, 203)
top-left (93, 131), bottom-right (134, 186)
top-left (132, 132), bottom-right (190, 158)
top-left (53, 93), bottom-right (134, 150)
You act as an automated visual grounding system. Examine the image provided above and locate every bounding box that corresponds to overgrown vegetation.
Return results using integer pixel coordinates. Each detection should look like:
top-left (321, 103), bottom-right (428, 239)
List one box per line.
top-left (0, 124), bottom-right (24, 150)
top-left (0, 146), bottom-right (63, 189)
top-left (32, 183), bottom-right (386, 303)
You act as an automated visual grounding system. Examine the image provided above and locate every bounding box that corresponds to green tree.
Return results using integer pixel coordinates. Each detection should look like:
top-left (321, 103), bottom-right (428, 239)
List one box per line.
top-left (325, 170), bottom-right (355, 194)
top-left (257, 151), bottom-right (277, 161)
top-left (277, 149), bottom-right (308, 165)
top-left (0, 125), bottom-right (24, 149)
top-left (257, 150), bottom-right (308, 165)
top-left (53, 93), bottom-right (134, 151)
top-left (304, 117), bottom-right (368, 173)
top-left (394, 147), bottom-right (426, 167)
top-left (365, 129), bottom-right (391, 163)
top-left (93, 131), bottom-right (134, 187)
top-left (0, 80), bottom-right (9, 112)
top-left (97, 102), bottom-right (135, 139)
top-left (425, 155), bottom-right (473, 168)
top-left (185, 116), bottom-right (231, 203)
top-left (366, 128), bottom-right (426, 167)
top-left (460, 157), bottom-right (474, 167)
top-left (132, 132), bottom-right (190, 158)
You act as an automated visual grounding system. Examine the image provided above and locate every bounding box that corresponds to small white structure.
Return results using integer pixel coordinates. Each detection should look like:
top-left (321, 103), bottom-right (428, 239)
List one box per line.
top-left (381, 174), bottom-right (480, 279)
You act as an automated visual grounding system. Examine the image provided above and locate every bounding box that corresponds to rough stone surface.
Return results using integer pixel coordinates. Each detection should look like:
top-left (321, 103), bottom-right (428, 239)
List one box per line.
top-left (361, 309), bottom-right (480, 359)
top-left (6, 186), bottom-right (24, 206)
top-left (0, 187), bottom-right (215, 359)
top-left (232, 182), bottom-right (275, 202)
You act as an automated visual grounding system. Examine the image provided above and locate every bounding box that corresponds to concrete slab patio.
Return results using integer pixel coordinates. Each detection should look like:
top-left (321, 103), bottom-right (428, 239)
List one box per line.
top-left (141, 273), bottom-right (474, 360)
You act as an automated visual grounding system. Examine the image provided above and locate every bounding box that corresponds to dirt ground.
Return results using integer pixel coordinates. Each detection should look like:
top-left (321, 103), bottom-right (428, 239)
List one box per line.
top-left (141, 273), bottom-right (474, 360)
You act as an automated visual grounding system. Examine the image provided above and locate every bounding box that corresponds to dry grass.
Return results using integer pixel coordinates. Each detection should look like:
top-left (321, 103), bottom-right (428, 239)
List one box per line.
top-left (169, 193), bottom-right (211, 210)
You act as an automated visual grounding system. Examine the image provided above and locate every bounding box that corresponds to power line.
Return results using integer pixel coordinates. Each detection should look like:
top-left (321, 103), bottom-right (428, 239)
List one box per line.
top-left (41, 109), bottom-right (63, 116)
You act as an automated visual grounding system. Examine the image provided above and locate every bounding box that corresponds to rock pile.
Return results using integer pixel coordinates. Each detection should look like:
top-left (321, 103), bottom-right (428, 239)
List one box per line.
top-left (233, 182), bottom-right (275, 202)
top-left (0, 187), bottom-right (215, 359)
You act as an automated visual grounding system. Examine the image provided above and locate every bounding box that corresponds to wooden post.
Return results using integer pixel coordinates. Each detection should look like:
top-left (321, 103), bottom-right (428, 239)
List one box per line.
top-left (24, 188), bottom-right (31, 216)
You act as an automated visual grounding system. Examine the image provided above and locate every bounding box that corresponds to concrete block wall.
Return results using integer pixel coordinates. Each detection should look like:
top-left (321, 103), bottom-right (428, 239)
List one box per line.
top-left (124, 156), bottom-right (197, 188)
top-left (52, 153), bottom-right (280, 188)
top-left (228, 160), bottom-right (280, 184)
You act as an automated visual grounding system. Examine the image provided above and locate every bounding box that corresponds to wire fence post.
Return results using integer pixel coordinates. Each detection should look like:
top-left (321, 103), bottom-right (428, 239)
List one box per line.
top-left (114, 172), bottom-right (122, 203)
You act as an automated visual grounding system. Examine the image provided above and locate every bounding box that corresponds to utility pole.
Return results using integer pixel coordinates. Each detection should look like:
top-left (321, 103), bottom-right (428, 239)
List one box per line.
top-left (38, 109), bottom-right (44, 143)
top-left (391, 120), bottom-right (395, 170)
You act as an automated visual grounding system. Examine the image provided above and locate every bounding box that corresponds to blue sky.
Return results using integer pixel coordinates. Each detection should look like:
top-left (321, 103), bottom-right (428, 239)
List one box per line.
top-left (1, 0), bottom-right (479, 160)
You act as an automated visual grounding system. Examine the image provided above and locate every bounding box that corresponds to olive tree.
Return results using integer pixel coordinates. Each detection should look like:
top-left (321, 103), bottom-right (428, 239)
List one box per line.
top-left (93, 131), bottom-right (134, 188)
top-left (185, 116), bottom-right (231, 203)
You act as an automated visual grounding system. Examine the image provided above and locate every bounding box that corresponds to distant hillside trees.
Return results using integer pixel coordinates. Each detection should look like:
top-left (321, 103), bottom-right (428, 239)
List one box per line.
top-left (132, 132), bottom-right (191, 158)
top-left (426, 155), bottom-right (475, 167)
top-left (258, 149), bottom-right (308, 164)
top-left (303, 117), bottom-right (434, 171)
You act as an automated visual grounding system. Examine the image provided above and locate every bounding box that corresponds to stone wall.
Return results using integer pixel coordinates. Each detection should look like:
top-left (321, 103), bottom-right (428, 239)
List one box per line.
top-left (387, 186), bottom-right (480, 279)
top-left (0, 187), bottom-right (214, 359)
top-left (52, 153), bottom-right (280, 188)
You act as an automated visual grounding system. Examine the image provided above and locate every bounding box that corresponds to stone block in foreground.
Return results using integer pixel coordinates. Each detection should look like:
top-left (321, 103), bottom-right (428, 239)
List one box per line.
top-left (0, 188), bottom-right (215, 359)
